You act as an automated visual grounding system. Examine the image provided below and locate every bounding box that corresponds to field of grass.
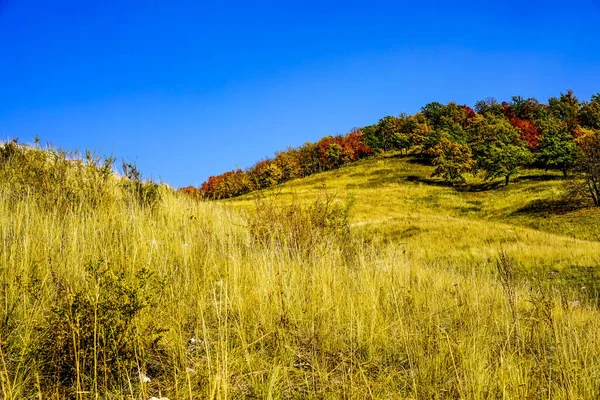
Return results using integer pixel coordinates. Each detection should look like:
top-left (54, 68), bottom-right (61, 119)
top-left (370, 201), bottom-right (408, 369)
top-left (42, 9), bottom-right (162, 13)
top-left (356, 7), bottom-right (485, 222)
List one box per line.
top-left (2, 147), bottom-right (600, 398)
top-left (229, 154), bottom-right (600, 289)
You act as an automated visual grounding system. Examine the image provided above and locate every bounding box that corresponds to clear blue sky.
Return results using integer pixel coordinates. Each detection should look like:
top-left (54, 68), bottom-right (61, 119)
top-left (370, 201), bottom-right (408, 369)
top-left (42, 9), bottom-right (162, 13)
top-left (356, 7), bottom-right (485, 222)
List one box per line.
top-left (1, 1), bottom-right (599, 187)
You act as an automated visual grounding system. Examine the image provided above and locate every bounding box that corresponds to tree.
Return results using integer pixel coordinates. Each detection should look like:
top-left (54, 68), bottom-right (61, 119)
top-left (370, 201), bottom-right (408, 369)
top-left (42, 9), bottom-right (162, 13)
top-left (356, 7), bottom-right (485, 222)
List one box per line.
top-left (475, 97), bottom-right (504, 117)
top-left (249, 160), bottom-right (283, 190)
top-left (429, 137), bottom-right (476, 185)
top-left (536, 118), bottom-right (577, 176)
top-left (422, 102), bottom-right (471, 130)
top-left (417, 103), bottom-right (476, 160)
top-left (391, 114), bottom-right (414, 154)
top-left (510, 117), bottom-right (540, 149)
top-left (407, 113), bottom-right (433, 155)
top-left (549, 90), bottom-right (580, 132)
top-left (341, 129), bottom-right (372, 161)
top-left (362, 124), bottom-right (381, 151)
top-left (471, 116), bottom-right (533, 185)
top-left (501, 97), bottom-right (547, 149)
top-left (421, 102), bottom-right (446, 129)
top-left (200, 168), bottom-right (251, 199)
top-left (179, 186), bottom-right (203, 198)
top-left (316, 136), bottom-right (341, 170)
top-left (273, 149), bottom-right (302, 181)
top-left (297, 142), bottom-right (320, 176)
top-left (325, 142), bottom-right (343, 169)
top-left (506, 96), bottom-right (547, 121)
top-left (573, 128), bottom-right (600, 206)
top-left (378, 115), bottom-right (400, 152)
top-left (201, 174), bottom-right (227, 199)
top-left (196, 90), bottom-right (600, 200)
top-left (579, 94), bottom-right (600, 130)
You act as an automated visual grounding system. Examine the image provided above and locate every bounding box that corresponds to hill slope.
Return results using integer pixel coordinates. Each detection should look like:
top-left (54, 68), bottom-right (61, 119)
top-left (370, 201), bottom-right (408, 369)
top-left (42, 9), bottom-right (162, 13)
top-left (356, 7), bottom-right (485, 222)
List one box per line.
top-left (228, 153), bottom-right (600, 288)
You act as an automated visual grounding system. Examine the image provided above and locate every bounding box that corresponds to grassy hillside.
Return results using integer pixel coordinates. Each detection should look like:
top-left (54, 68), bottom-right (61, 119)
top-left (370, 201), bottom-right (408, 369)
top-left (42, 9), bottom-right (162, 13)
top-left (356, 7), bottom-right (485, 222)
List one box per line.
top-left (228, 153), bottom-right (600, 289)
top-left (2, 144), bottom-right (600, 398)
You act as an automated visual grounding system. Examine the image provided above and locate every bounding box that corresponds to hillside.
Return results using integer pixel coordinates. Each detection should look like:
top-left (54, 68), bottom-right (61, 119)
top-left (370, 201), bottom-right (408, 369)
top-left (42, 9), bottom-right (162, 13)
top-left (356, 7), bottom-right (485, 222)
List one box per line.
top-left (2, 143), bottom-right (600, 398)
top-left (227, 153), bottom-right (600, 288)
top-left (194, 92), bottom-right (600, 206)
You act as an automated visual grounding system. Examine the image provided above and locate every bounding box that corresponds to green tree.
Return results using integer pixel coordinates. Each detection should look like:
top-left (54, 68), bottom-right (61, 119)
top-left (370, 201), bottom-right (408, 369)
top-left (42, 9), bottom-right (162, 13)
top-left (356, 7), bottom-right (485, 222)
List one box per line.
top-left (297, 142), bottom-right (320, 175)
top-left (378, 115), bottom-right (400, 152)
top-left (362, 124), bottom-right (381, 151)
top-left (475, 97), bottom-right (504, 117)
top-left (421, 102), bottom-right (446, 129)
top-left (391, 113), bottom-right (414, 154)
top-left (579, 94), bottom-right (600, 129)
top-left (418, 103), bottom-right (475, 160)
top-left (422, 102), bottom-right (470, 130)
top-left (325, 142), bottom-right (343, 169)
top-left (549, 90), bottom-right (580, 132)
top-left (508, 96), bottom-right (547, 121)
top-left (536, 118), bottom-right (577, 176)
top-left (471, 116), bottom-right (533, 185)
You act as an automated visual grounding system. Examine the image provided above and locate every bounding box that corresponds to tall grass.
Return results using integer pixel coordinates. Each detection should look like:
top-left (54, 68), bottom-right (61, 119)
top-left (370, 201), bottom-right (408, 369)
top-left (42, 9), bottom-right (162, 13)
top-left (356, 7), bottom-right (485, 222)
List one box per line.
top-left (1, 143), bottom-right (600, 398)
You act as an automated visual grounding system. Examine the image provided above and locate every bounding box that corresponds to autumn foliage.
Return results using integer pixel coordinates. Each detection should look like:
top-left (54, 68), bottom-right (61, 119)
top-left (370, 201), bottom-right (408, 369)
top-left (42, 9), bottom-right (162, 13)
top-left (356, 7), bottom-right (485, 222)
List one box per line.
top-left (182, 130), bottom-right (372, 200)
top-left (178, 186), bottom-right (203, 198)
top-left (501, 101), bottom-right (541, 148)
top-left (180, 91), bottom-right (600, 202)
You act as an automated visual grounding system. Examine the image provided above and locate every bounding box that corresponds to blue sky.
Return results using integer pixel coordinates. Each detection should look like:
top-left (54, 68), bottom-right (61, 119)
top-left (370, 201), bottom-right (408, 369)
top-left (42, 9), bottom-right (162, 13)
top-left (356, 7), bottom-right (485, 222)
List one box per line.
top-left (1, 1), bottom-right (599, 187)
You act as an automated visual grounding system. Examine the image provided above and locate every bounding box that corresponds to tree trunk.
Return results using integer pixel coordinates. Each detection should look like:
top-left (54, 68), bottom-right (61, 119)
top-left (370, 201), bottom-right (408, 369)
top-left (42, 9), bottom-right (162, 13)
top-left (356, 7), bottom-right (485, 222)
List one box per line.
top-left (505, 175), bottom-right (510, 186)
top-left (587, 178), bottom-right (600, 206)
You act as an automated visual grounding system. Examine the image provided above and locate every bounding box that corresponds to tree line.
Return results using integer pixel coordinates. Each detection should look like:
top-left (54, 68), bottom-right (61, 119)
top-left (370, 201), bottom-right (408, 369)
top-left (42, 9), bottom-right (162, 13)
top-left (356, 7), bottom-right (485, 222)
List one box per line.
top-left (181, 90), bottom-right (600, 206)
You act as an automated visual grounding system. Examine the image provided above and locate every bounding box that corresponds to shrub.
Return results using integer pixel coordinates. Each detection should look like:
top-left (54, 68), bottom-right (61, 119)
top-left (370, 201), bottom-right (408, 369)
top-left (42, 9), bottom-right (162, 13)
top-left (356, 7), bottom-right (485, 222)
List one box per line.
top-left (35, 261), bottom-right (163, 395)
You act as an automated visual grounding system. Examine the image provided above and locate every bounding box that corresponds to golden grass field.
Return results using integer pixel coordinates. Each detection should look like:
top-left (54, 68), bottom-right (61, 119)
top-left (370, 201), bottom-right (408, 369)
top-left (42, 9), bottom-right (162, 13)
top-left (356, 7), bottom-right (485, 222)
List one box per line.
top-left (229, 154), bottom-right (600, 285)
top-left (2, 149), bottom-right (600, 399)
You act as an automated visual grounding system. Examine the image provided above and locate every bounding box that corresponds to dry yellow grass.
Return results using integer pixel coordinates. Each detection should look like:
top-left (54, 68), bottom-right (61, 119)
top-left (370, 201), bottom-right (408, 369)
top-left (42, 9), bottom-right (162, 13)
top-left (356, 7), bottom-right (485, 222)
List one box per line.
top-left (2, 147), bottom-right (600, 398)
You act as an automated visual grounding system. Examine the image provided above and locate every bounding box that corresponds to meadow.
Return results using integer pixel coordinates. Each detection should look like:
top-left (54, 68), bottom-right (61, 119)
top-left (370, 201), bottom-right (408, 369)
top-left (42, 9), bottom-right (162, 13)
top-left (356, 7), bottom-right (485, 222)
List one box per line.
top-left (2, 144), bottom-right (600, 399)
top-left (229, 153), bottom-right (600, 288)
